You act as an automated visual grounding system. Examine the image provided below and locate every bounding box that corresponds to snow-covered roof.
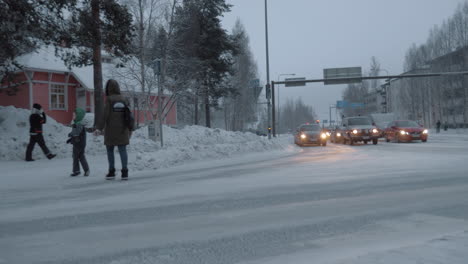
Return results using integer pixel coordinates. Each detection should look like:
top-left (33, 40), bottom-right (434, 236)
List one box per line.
top-left (15, 47), bottom-right (160, 95)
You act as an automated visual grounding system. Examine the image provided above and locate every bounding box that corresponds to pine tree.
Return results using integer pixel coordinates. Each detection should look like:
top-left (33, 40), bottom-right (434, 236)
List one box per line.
top-left (172, 0), bottom-right (236, 127)
top-left (224, 19), bottom-right (258, 131)
top-left (0, 0), bottom-right (76, 84)
top-left (56, 0), bottom-right (134, 126)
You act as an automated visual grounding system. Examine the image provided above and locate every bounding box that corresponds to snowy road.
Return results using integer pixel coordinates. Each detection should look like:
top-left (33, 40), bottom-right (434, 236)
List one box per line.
top-left (1, 133), bottom-right (468, 263)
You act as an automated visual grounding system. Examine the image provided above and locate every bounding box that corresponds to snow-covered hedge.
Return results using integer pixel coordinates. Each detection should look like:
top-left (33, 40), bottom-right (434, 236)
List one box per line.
top-left (0, 106), bottom-right (291, 170)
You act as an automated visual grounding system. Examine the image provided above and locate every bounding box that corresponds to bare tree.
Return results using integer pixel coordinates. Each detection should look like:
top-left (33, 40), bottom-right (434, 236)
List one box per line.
top-left (278, 98), bottom-right (317, 132)
top-left (223, 19), bottom-right (259, 131)
top-left (369, 56), bottom-right (381, 92)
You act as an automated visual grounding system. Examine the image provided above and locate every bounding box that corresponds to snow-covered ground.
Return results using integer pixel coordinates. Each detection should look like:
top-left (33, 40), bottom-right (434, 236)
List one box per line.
top-left (0, 106), bottom-right (292, 171)
top-left (1, 107), bottom-right (468, 264)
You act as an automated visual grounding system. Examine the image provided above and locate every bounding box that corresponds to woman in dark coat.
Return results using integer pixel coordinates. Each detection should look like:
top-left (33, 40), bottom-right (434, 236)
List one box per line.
top-left (96, 79), bottom-right (132, 180)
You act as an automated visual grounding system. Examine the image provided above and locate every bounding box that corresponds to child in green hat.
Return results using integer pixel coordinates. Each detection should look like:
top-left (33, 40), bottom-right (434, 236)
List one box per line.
top-left (67, 108), bottom-right (90, 176)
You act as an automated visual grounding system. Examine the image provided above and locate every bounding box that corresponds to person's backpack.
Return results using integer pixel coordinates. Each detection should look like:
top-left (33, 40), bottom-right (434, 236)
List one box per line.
top-left (112, 101), bottom-right (135, 131)
top-left (123, 104), bottom-right (135, 131)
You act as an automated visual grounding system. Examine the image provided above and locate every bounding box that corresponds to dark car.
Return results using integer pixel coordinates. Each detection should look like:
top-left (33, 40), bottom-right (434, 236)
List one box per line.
top-left (335, 116), bottom-right (380, 145)
top-left (330, 126), bottom-right (344, 143)
top-left (385, 120), bottom-right (428, 143)
top-left (294, 124), bottom-right (328, 146)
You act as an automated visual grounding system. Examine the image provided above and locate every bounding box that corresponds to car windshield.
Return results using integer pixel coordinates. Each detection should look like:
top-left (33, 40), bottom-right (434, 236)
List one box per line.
top-left (300, 125), bottom-right (321, 131)
top-left (395, 121), bottom-right (419, 127)
top-left (375, 121), bottom-right (388, 128)
top-left (347, 118), bottom-right (372, 125)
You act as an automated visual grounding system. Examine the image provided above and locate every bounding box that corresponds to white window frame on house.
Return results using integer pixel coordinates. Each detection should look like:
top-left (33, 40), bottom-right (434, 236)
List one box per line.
top-left (49, 84), bottom-right (67, 110)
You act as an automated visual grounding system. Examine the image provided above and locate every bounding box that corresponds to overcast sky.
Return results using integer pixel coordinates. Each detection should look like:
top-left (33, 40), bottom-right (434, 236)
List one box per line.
top-left (222, 0), bottom-right (463, 121)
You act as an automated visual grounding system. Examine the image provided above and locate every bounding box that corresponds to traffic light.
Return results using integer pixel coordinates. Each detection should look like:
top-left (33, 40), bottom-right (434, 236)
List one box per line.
top-left (265, 84), bottom-right (271, 100)
top-left (380, 85), bottom-right (388, 113)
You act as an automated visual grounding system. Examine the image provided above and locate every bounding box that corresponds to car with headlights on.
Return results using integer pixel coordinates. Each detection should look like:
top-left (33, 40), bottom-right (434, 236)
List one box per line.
top-left (337, 116), bottom-right (380, 145)
top-left (384, 120), bottom-right (428, 143)
top-left (330, 126), bottom-right (344, 143)
top-left (294, 124), bottom-right (328, 146)
top-left (322, 128), bottom-right (332, 139)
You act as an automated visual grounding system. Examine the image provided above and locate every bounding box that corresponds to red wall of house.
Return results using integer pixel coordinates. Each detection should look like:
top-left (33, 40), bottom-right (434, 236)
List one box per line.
top-left (0, 83), bottom-right (30, 109)
top-left (0, 73), bottom-right (30, 109)
top-left (30, 72), bottom-right (80, 125)
top-left (2, 71), bottom-right (178, 127)
top-left (85, 90), bottom-right (92, 112)
top-left (132, 95), bottom-right (177, 125)
top-left (165, 100), bottom-right (177, 125)
top-left (34, 72), bottom-right (49, 82)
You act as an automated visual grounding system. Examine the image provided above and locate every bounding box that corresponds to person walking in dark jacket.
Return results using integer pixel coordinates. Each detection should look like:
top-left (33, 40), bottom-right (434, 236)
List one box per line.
top-left (67, 108), bottom-right (90, 177)
top-left (96, 79), bottom-right (134, 180)
top-left (25, 103), bottom-right (56, 161)
top-left (436, 120), bottom-right (441, 133)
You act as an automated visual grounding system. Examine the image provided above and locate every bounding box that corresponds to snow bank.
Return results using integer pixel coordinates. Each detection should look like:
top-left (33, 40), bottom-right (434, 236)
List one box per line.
top-left (0, 106), bottom-right (291, 170)
top-left (133, 125), bottom-right (291, 171)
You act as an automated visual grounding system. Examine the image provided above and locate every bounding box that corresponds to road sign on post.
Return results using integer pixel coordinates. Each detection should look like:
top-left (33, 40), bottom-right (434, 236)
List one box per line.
top-left (336, 100), bottom-right (348, 109)
top-left (336, 100), bottom-right (365, 109)
top-left (251, 79), bottom-right (263, 99)
top-left (284, 77), bottom-right (306, 87)
top-left (324, 67), bottom-right (362, 85)
top-left (250, 79), bottom-right (260, 88)
top-left (254, 86), bottom-right (263, 99)
top-left (350, 102), bottom-right (365, 108)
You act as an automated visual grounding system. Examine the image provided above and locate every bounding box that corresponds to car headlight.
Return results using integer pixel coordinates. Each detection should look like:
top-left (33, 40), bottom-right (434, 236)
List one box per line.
top-left (300, 134), bottom-right (307, 139)
top-left (423, 129), bottom-right (428, 134)
top-left (352, 129), bottom-right (358, 134)
top-left (321, 133), bottom-right (327, 139)
top-left (337, 132), bottom-right (341, 137)
top-left (326, 132), bottom-right (331, 136)
top-left (400, 130), bottom-right (408, 135)
top-left (372, 128), bottom-right (378, 133)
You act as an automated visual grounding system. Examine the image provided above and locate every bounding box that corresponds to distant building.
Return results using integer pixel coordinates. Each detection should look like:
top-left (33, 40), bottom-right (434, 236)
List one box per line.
top-left (429, 47), bottom-right (468, 128)
top-left (387, 47), bottom-right (468, 128)
top-left (364, 89), bottom-right (384, 114)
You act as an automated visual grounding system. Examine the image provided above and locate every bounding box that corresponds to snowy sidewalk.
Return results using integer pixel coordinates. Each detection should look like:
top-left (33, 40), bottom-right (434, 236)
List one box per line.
top-left (1, 106), bottom-right (296, 171)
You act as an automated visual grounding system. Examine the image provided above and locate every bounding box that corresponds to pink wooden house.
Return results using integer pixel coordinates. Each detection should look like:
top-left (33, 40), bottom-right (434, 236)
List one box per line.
top-left (0, 47), bottom-right (177, 126)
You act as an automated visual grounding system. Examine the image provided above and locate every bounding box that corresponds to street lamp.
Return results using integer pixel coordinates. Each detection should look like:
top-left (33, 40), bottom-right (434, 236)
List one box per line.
top-left (277, 73), bottom-right (295, 134)
top-left (264, 0), bottom-right (271, 139)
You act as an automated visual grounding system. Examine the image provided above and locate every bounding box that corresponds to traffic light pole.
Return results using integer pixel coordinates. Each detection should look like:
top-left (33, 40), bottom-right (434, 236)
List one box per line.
top-left (272, 70), bottom-right (468, 128)
top-left (273, 71), bottom-right (468, 85)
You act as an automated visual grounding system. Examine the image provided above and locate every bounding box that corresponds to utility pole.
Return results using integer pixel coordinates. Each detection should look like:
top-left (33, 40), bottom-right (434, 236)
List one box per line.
top-left (157, 72), bottom-right (163, 147)
top-left (264, 0), bottom-right (271, 139)
top-left (152, 59), bottom-right (163, 147)
top-left (272, 81), bottom-right (275, 137)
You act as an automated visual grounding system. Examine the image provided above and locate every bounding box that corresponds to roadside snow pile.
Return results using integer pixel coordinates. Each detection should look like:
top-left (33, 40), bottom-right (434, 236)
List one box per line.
top-left (0, 105), bottom-right (79, 160)
top-left (133, 125), bottom-right (291, 171)
top-left (0, 106), bottom-right (292, 170)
